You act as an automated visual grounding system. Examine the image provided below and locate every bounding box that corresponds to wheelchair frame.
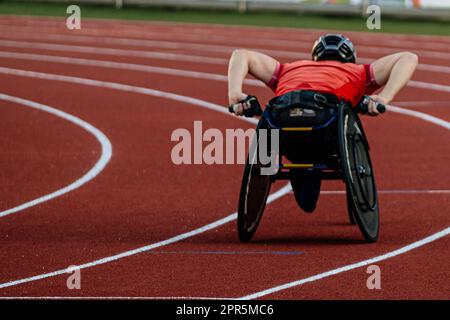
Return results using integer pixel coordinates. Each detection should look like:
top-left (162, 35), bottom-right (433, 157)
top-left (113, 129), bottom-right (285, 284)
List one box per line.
top-left (237, 101), bottom-right (380, 243)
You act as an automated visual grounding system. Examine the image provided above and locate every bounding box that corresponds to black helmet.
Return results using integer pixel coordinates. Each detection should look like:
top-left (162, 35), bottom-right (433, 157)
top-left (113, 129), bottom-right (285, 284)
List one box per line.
top-left (312, 34), bottom-right (356, 63)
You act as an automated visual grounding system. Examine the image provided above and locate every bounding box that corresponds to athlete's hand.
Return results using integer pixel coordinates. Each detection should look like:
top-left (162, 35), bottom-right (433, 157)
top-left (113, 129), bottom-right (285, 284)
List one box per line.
top-left (228, 91), bottom-right (249, 116)
top-left (368, 95), bottom-right (388, 116)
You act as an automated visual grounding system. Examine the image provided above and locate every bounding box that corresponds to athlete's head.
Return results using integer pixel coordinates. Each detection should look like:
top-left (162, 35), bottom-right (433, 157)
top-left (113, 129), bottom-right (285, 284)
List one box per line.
top-left (312, 34), bottom-right (356, 63)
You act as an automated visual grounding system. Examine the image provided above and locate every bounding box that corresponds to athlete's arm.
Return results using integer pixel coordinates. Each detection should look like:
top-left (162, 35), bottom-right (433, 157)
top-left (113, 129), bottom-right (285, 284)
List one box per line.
top-left (228, 49), bottom-right (278, 115)
top-left (369, 52), bottom-right (418, 114)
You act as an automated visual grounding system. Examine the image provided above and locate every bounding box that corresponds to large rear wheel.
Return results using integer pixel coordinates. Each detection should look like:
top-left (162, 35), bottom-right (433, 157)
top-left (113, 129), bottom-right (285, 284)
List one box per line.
top-left (338, 105), bottom-right (379, 242)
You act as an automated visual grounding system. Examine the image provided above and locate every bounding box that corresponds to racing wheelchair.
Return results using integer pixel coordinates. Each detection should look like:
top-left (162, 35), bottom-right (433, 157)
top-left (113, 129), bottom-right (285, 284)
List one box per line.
top-left (229, 91), bottom-right (385, 243)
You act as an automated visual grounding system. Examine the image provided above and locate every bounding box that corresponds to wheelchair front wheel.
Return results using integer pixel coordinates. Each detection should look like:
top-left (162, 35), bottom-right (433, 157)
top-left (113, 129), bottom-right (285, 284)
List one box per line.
top-left (338, 105), bottom-right (379, 242)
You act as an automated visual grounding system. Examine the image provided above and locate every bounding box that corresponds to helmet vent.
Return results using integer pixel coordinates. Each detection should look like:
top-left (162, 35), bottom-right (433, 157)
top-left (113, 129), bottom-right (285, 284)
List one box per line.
top-left (324, 35), bottom-right (342, 46)
top-left (311, 34), bottom-right (356, 63)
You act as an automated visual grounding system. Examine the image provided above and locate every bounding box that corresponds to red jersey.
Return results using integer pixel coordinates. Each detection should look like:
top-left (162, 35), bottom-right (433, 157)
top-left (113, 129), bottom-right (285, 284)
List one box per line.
top-left (267, 60), bottom-right (381, 106)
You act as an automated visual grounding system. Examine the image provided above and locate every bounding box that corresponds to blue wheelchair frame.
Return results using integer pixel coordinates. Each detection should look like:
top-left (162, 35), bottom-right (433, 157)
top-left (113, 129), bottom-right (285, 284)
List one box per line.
top-left (261, 104), bottom-right (343, 181)
top-left (237, 97), bottom-right (380, 243)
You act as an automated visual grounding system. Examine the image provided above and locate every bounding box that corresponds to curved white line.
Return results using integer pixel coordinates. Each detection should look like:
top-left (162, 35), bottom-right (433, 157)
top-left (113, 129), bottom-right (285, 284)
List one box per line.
top-left (1, 38), bottom-right (450, 75)
top-left (0, 66), bottom-right (257, 126)
top-left (2, 23), bottom-right (450, 59)
top-left (0, 296), bottom-right (231, 300)
top-left (239, 226), bottom-right (450, 299)
top-left (0, 65), bottom-right (282, 290)
top-left (0, 94), bottom-right (112, 218)
top-left (388, 105), bottom-right (450, 130)
top-left (395, 101), bottom-right (450, 108)
top-left (239, 104), bottom-right (450, 299)
top-left (0, 51), bottom-right (448, 94)
top-left (0, 51), bottom-right (233, 84)
top-left (0, 39), bottom-right (228, 65)
top-left (0, 184), bottom-right (292, 289)
top-left (3, 16), bottom-right (450, 47)
top-left (0, 66), bottom-right (448, 298)
top-left (409, 80), bottom-right (450, 94)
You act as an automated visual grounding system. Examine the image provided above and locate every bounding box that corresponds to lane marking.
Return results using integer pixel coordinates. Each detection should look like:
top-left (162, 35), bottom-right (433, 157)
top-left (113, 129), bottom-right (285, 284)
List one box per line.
top-left (409, 80), bottom-right (450, 94)
top-left (0, 66), bottom-right (257, 126)
top-left (239, 227), bottom-right (450, 299)
top-left (1, 38), bottom-right (450, 75)
top-left (3, 29), bottom-right (450, 61)
top-left (146, 250), bottom-right (304, 255)
top-left (0, 51), bottom-right (235, 84)
top-left (416, 63), bottom-right (450, 75)
top-left (395, 101), bottom-right (450, 108)
top-left (0, 184), bottom-right (292, 289)
top-left (0, 67), bottom-right (448, 297)
top-left (0, 39), bottom-right (228, 64)
top-left (0, 296), bottom-right (232, 300)
top-left (0, 51), bottom-right (448, 94)
top-left (0, 94), bottom-right (112, 218)
top-left (0, 65), bottom-right (285, 290)
top-left (388, 104), bottom-right (450, 130)
top-left (238, 104), bottom-right (450, 299)
top-left (0, 38), bottom-right (294, 63)
top-left (1, 20), bottom-right (450, 52)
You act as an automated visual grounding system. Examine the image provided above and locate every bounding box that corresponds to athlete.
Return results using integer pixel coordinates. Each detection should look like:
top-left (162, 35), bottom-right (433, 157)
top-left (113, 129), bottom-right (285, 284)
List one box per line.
top-left (227, 34), bottom-right (418, 213)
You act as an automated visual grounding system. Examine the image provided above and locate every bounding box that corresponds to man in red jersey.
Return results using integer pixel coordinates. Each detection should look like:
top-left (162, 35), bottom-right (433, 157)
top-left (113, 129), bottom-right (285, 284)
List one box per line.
top-left (227, 34), bottom-right (418, 213)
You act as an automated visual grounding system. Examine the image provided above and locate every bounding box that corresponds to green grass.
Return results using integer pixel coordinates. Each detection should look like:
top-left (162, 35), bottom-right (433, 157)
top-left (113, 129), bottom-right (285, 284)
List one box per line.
top-left (0, 1), bottom-right (449, 36)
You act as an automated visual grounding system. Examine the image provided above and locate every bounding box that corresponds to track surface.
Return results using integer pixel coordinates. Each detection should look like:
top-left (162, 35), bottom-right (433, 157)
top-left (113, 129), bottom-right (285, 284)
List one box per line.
top-left (0, 16), bottom-right (449, 299)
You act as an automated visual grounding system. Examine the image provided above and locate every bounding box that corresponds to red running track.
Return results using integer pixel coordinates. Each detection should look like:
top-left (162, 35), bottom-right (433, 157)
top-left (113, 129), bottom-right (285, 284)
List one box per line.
top-left (0, 16), bottom-right (449, 299)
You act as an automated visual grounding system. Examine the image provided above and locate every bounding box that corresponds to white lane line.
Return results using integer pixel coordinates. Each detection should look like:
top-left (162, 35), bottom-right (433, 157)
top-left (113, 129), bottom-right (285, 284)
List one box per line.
top-left (0, 66), bottom-right (258, 127)
top-left (388, 104), bottom-right (450, 130)
top-left (3, 28), bottom-right (450, 61)
top-left (1, 38), bottom-right (450, 75)
top-left (239, 226), bottom-right (450, 300)
top-left (0, 296), bottom-right (232, 300)
top-left (409, 80), bottom-right (450, 94)
top-left (0, 51), bottom-right (237, 84)
top-left (416, 61), bottom-right (450, 73)
top-left (0, 26), bottom-right (315, 51)
top-left (239, 104), bottom-right (450, 300)
top-left (0, 184), bottom-right (292, 289)
top-left (0, 65), bottom-right (278, 289)
top-left (416, 63), bottom-right (450, 75)
top-left (0, 66), bottom-right (448, 297)
top-left (2, 67), bottom-right (446, 137)
top-left (0, 94), bottom-right (112, 218)
top-left (0, 51), bottom-right (448, 93)
top-left (0, 19), bottom-right (449, 52)
top-left (0, 38), bottom-right (302, 62)
top-left (0, 39), bottom-right (228, 65)
top-left (395, 101), bottom-right (450, 108)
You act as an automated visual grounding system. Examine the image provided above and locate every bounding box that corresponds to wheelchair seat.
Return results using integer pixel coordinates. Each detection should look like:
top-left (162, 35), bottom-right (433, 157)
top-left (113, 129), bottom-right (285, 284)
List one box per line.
top-left (264, 90), bottom-right (343, 176)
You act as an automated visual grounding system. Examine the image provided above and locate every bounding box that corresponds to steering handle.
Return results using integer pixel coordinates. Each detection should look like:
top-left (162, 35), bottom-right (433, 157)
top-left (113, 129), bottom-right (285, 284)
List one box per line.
top-left (228, 95), bottom-right (263, 117)
top-left (373, 103), bottom-right (386, 113)
top-left (358, 96), bottom-right (386, 115)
